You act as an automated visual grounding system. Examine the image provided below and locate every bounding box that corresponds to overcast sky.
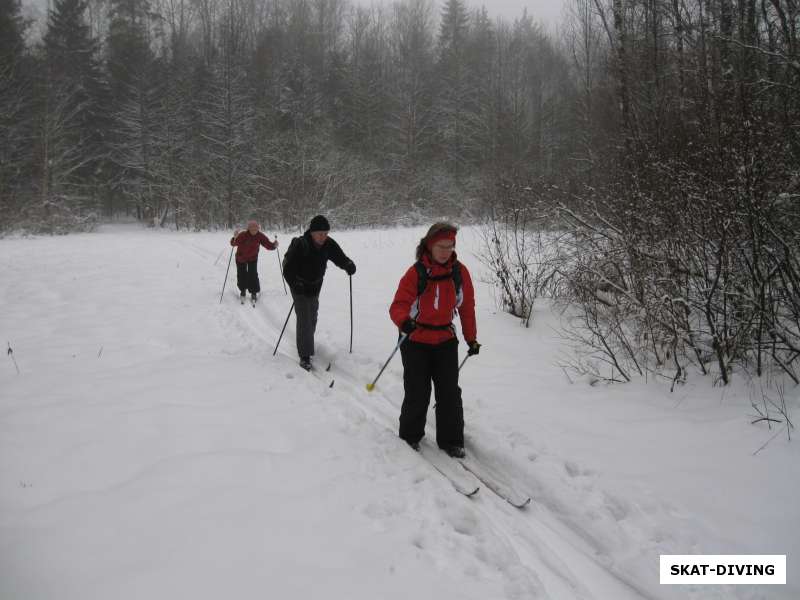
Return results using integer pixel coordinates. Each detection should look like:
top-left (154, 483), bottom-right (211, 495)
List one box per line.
top-left (445, 0), bottom-right (565, 26)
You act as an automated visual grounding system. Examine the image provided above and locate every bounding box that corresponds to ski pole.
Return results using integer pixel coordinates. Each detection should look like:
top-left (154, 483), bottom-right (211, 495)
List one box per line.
top-left (349, 275), bottom-right (353, 354)
top-left (273, 301), bottom-right (295, 356)
top-left (219, 246), bottom-right (234, 303)
top-left (458, 355), bottom-right (470, 371)
top-left (276, 235), bottom-right (287, 295)
top-left (366, 333), bottom-right (408, 391)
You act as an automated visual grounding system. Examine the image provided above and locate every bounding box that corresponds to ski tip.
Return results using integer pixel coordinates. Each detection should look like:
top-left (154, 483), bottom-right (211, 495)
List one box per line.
top-left (326, 362), bottom-right (332, 371)
top-left (366, 383), bottom-right (375, 392)
top-left (511, 497), bottom-right (532, 509)
top-left (329, 380), bottom-right (335, 388)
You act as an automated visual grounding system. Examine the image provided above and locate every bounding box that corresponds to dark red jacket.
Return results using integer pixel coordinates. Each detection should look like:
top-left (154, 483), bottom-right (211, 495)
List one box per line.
top-left (390, 253), bottom-right (477, 345)
top-left (230, 231), bottom-right (276, 263)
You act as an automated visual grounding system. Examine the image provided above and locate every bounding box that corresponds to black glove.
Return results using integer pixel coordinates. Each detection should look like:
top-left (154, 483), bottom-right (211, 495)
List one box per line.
top-left (345, 261), bottom-right (356, 276)
top-left (467, 341), bottom-right (481, 356)
top-left (400, 319), bottom-right (417, 334)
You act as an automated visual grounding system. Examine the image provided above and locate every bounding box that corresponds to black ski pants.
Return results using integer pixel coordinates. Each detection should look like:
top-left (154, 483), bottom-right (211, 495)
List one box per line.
top-left (236, 260), bottom-right (260, 295)
top-left (399, 337), bottom-right (464, 448)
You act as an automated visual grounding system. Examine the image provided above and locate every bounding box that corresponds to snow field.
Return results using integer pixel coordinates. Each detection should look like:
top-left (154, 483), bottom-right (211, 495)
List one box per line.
top-left (1, 224), bottom-right (797, 599)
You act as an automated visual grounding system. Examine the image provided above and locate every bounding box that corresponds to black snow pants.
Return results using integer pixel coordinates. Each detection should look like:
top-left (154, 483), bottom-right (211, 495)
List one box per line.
top-left (236, 260), bottom-right (260, 295)
top-left (399, 337), bottom-right (464, 448)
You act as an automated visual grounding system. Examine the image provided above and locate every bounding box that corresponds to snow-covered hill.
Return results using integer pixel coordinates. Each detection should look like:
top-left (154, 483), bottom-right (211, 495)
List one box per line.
top-left (1, 224), bottom-right (797, 599)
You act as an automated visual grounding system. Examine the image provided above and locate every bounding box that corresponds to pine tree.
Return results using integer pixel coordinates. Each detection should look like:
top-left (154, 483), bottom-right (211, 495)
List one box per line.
top-left (106, 0), bottom-right (156, 221)
top-left (0, 0), bottom-right (29, 231)
top-left (199, 57), bottom-right (258, 228)
top-left (387, 0), bottom-right (435, 171)
top-left (335, 7), bottom-right (389, 156)
top-left (42, 0), bottom-right (108, 199)
top-left (463, 6), bottom-right (496, 170)
top-left (0, 0), bottom-right (25, 67)
top-left (435, 0), bottom-right (470, 177)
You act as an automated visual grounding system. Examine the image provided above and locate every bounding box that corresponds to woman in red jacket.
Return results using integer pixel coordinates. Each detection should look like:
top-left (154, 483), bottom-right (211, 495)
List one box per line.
top-left (389, 222), bottom-right (481, 458)
top-left (230, 220), bottom-right (279, 303)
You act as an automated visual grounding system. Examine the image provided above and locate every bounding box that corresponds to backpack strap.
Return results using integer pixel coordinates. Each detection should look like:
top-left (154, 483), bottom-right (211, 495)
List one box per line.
top-left (411, 261), bottom-right (462, 334)
top-left (414, 261), bottom-right (428, 297)
top-left (413, 260), bottom-right (462, 297)
top-left (452, 261), bottom-right (462, 296)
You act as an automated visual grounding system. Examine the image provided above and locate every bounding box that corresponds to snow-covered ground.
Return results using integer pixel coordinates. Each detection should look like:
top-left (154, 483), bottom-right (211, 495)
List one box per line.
top-left (1, 224), bottom-right (797, 599)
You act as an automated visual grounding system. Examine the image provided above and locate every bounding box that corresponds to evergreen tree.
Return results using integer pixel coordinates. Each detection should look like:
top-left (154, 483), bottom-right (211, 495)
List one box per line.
top-left (0, 0), bottom-right (30, 231)
top-left (435, 0), bottom-right (470, 176)
top-left (43, 0), bottom-right (108, 190)
top-left (464, 6), bottom-right (497, 170)
top-left (106, 0), bottom-right (156, 220)
top-left (0, 0), bottom-right (26, 67)
top-left (387, 0), bottom-right (435, 171)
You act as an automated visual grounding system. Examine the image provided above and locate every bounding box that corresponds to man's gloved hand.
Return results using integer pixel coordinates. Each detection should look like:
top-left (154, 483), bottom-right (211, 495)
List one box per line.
top-left (345, 261), bottom-right (356, 276)
top-left (467, 340), bottom-right (481, 356)
top-left (400, 319), bottom-right (417, 334)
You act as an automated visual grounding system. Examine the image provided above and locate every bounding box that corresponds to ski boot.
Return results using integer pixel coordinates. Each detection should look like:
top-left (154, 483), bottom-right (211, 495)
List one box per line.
top-left (441, 445), bottom-right (466, 459)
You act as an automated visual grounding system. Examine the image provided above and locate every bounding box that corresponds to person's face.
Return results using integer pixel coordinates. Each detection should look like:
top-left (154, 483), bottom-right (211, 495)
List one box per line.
top-left (311, 231), bottom-right (328, 246)
top-left (431, 240), bottom-right (455, 264)
top-left (247, 223), bottom-right (258, 234)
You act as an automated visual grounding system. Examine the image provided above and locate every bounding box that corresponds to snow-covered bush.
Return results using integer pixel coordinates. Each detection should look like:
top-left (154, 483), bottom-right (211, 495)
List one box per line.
top-left (553, 158), bottom-right (800, 393)
top-left (478, 182), bottom-right (564, 323)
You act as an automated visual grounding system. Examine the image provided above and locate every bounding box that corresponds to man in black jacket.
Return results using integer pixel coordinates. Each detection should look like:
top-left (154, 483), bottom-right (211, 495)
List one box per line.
top-left (282, 215), bottom-right (356, 370)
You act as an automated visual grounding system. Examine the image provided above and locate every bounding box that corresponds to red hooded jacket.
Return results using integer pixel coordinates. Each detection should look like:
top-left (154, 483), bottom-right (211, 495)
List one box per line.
top-left (230, 231), bottom-right (276, 263)
top-left (390, 253), bottom-right (477, 345)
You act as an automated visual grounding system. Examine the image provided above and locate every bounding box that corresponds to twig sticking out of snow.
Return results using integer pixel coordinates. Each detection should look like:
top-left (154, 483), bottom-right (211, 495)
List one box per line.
top-left (7, 342), bottom-right (20, 374)
top-left (752, 425), bottom-right (789, 456)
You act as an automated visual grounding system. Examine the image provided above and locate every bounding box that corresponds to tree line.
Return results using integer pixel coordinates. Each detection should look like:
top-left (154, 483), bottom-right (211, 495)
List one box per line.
top-left (1, 0), bottom-right (580, 232)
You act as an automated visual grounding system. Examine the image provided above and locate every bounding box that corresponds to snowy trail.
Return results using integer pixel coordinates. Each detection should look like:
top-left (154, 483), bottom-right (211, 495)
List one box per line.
top-left (1, 226), bottom-right (796, 600)
top-left (200, 230), bottom-right (798, 600)
top-left (209, 240), bottom-right (655, 600)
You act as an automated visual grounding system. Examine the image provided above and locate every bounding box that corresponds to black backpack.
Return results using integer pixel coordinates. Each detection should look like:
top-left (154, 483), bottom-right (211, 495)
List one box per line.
top-left (414, 260), bottom-right (463, 298)
top-left (283, 236), bottom-right (311, 271)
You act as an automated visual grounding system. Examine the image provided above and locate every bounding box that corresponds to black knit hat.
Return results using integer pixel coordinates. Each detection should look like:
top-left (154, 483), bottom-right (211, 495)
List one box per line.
top-left (309, 215), bottom-right (330, 232)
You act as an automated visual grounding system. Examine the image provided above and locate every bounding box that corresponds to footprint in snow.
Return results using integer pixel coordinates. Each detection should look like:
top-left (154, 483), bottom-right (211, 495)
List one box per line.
top-left (602, 492), bottom-right (631, 521)
top-left (564, 461), bottom-right (581, 477)
top-left (446, 506), bottom-right (480, 537)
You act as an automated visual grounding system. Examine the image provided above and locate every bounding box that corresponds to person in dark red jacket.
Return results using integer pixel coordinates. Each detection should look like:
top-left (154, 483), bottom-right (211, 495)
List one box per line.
top-left (389, 222), bottom-right (481, 458)
top-left (230, 220), bottom-right (278, 303)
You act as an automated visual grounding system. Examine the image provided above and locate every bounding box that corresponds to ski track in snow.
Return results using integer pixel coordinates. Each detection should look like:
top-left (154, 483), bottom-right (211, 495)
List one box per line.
top-left (221, 266), bottom-right (659, 600)
top-left (203, 236), bottom-right (771, 600)
top-left (0, 226), bottom-right (796, 600)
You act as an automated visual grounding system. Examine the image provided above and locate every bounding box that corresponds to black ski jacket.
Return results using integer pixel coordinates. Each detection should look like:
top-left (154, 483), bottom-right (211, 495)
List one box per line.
top-left (282, 231), bottom-right (354, 296)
